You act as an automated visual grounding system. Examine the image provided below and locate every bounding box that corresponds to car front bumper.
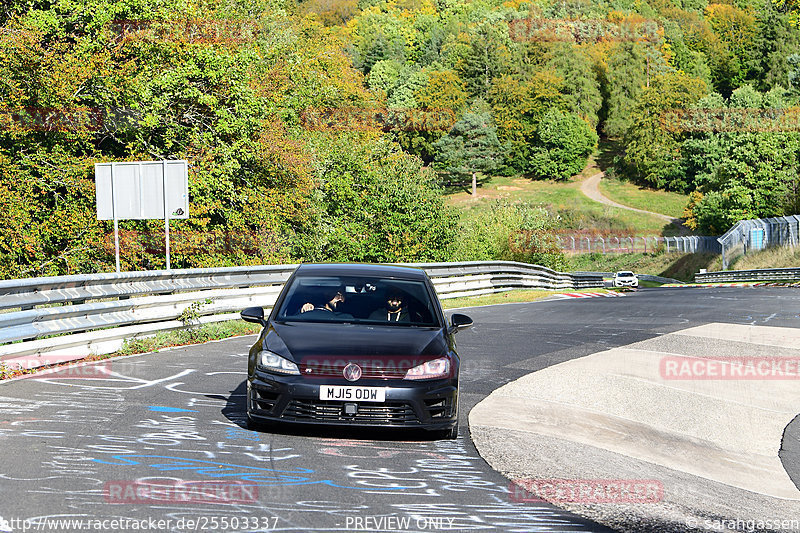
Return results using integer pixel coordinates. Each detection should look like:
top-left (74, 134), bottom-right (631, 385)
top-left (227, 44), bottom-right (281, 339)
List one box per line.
top-left (247, 371), bottom-right (458, 431)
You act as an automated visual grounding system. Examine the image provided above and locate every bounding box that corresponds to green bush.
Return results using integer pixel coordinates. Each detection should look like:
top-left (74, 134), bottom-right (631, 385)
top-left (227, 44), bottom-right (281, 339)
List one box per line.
top-left (527, 110), bottom-right (598, 181)
top-left (310, 135), bottom-right (458, 263)
top-left (450, 200), bottom-right (567, 271)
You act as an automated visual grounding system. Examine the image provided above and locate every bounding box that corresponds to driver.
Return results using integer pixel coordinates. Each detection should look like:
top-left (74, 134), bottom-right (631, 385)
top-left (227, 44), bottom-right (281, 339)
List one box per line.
top-left (299, 287), bottom-right (353, 319)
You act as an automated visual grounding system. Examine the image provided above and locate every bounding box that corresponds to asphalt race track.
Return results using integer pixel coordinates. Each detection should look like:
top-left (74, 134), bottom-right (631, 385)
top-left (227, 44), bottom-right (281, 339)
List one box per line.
top-left (1, 286), bottom-right (799, 533)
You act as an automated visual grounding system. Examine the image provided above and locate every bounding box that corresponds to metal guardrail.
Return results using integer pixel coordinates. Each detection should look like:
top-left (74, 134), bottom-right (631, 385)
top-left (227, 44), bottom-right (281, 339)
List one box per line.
top-left (0, 262), bottom-right (603, 361)
top-left (639, 274), bottom-right (684, 284)
top-left (575, 272), bottom-right (684, 284)
top-left (694, 268), bottom-right (800, 283)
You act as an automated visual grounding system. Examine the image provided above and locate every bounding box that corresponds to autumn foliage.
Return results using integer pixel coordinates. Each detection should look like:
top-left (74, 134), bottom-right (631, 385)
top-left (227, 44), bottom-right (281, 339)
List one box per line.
top-left (0, 0), bottom-right (455, 278)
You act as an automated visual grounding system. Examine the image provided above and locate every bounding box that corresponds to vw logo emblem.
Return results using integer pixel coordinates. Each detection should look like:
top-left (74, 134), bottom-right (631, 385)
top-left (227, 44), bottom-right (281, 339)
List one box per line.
top-left (343, 363), bottom-right (362, 382)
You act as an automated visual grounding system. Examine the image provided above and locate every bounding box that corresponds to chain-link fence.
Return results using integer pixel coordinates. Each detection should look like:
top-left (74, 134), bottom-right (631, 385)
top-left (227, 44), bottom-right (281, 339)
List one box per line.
top-left (556, 235), bottom-right (721, 254)
top-left (718, 215), bottom-right (800, 269)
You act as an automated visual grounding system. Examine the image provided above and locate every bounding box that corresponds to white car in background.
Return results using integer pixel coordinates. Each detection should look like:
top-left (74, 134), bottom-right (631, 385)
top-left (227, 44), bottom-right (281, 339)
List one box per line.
top-left (613, 271), bottom-right (639, 288)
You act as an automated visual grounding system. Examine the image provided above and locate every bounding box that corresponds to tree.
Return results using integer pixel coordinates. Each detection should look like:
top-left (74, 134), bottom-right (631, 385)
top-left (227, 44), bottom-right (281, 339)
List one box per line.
top-left (363, 33), bottom-right (390, 73)
top-left (433, 108), bottom-right (502, 195)
top-left (311, 135), bottom-right (458, 262)
top-left (0, 0), bottom-right (445, 277)
top-left (488, 71), bottom-right (566, 174)
top-left (620, 71), bottom-right (707, 190)
top-left (448, 23), bottom-right (513, 98)
top-left (449, 199), bottom-right (566, 269)
top-left (772, 0), bottom-right (799, 27)
top-left (397, 69), bottom-right (468, 163)
top-left (789, 54), bottom-right (800, 94)
top-left (300, 0), bottom-right (358, 26)
top-left (728, 84), bottom-right (762, 108)
top-left (704, 3), bottom-right (758, 95)
top-left (528, 110), bottom-right (598, 181)
top-left (366, 59), bottom-right (403, 94)
top-left (604, 42), bottom-right (649, 138)
top-left (749, 2), bottom-right (800, 91)
top-left (686, 132), bottom-right (800, 233)
top-left (544, 43), bottom-right (603, 129)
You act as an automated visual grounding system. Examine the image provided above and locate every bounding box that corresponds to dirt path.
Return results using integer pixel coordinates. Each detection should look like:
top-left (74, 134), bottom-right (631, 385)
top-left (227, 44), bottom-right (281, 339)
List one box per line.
top-left (580, 171), bottom-right (687, 232)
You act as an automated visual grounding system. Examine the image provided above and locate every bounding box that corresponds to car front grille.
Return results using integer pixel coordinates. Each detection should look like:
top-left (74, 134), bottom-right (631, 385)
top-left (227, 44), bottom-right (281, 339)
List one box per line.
top-left (282, 399), bottom-right (421, 425)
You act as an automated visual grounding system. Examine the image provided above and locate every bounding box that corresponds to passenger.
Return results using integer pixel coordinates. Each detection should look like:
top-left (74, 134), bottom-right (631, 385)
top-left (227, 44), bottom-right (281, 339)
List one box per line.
top-left (369, 291), bottom-right (411, 322)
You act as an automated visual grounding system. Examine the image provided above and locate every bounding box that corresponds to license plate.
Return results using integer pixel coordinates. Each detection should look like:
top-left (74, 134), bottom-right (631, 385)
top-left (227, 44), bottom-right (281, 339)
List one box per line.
top-left (319, 385), bottom-right (386, 402)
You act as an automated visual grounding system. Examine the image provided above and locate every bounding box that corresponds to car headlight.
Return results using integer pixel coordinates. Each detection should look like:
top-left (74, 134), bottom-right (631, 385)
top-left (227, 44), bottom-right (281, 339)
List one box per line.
top-left (257, 350), bottom-right (300, 375)
top-left (404, 357), bottom-right (450, 380)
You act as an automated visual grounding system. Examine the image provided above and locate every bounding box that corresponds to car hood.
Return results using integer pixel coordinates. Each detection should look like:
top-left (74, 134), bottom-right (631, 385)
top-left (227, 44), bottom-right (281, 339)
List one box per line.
top-left (265, 321), bottom-right (448, 361)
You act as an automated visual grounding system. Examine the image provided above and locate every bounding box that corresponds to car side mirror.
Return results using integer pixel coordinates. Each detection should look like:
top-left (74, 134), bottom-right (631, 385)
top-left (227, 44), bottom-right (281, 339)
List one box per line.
top-left (450, 313), bottom-right (473, 332)
top-left (240, 306), bottom-right (266, 326)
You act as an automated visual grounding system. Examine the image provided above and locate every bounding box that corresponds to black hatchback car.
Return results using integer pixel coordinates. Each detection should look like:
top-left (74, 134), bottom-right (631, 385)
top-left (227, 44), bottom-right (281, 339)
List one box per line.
top-left (240, 263), bottom-right (473, 439)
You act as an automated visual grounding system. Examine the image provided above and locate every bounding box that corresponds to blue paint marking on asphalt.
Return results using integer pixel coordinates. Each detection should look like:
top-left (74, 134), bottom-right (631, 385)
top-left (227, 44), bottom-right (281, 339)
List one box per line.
top-left (226, 427), bottom-right (260, 441)
top-left (91, 454), bottom-right (407, 490)
top-left (148, 406), bottom-right (198, 413)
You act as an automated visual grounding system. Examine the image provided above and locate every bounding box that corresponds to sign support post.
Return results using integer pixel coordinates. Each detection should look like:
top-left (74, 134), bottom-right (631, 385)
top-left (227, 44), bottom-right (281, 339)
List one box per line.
top-left (111, 163), bottom-right (121, 273)
top-left (162, 159), bottom-right (171, 270)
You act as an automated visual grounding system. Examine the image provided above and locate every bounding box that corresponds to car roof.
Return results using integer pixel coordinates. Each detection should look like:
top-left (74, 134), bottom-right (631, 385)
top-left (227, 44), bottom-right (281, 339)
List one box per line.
top-left (294, 263), bottom-right (429, 280)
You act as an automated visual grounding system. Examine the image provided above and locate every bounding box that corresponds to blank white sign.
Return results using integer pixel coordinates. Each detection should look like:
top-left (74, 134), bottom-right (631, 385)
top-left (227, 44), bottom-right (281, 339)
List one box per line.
top-left (95, 161), bottom-right (189, 220)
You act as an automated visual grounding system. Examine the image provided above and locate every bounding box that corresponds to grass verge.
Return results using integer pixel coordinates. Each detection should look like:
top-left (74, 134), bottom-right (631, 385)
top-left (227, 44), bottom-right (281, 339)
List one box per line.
top-left (446, 175), bottom-right (680, 236)
top-left (728, 246), bottom-right (800, 270)
top-left (638, 280), bottom-right (664, 288)
top-left (113, 320), bottom-right (262, 357)
top-left (597, 176), bottom-right (688, 219)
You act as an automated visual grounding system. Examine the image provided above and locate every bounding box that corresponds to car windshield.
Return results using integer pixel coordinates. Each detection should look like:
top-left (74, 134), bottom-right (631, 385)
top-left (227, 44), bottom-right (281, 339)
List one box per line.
top-left (275, 275), bottom-right (441, 327)
top-left (617, 272), bottom-right (635, 277)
